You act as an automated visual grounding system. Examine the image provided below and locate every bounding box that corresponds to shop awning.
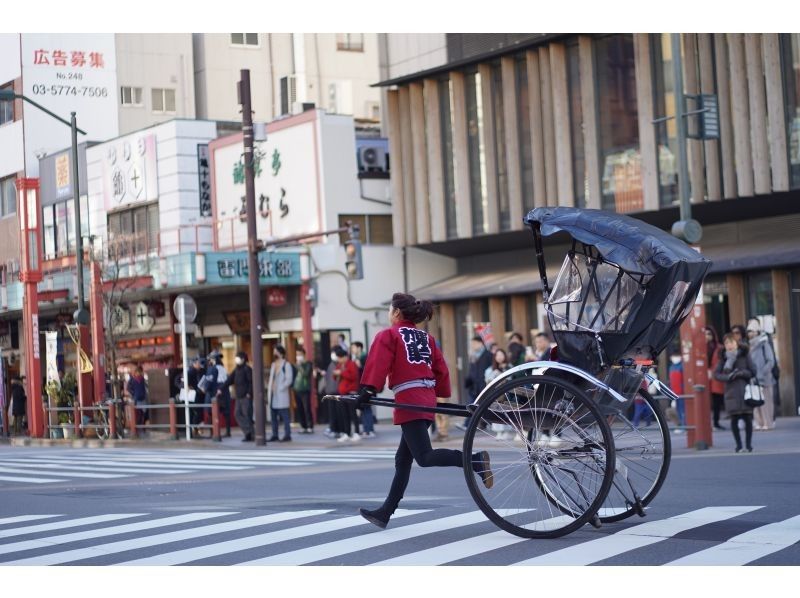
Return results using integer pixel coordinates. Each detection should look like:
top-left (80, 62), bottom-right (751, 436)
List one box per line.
top-left (411, 267), bottom-right (543, 302)
top-left (703, 237), bottom-right (800, 274)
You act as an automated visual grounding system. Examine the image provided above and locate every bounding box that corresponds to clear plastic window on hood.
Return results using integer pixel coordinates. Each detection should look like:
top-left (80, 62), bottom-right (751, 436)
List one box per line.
top-left (547, 253), bottom-right (649, 333)
top-left (656, 280), bottom-right (690, 322)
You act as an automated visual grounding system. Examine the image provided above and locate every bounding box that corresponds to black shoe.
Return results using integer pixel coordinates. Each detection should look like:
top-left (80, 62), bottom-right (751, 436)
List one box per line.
top-left (735, 447), bottom-right (742, 453)
top-left (745, 447), bottom-right (753, 453)
top-left (472, 451), bottom-right (493, 489)
top-left (279, 436), bottom-right (292, 442)
top-left (225, 431), bottom-right (231, 438)
top-left (714, 424), bottom-right (726, 430)
top-left (268, 436), bottom-right (279, 442)
top-left (241, 434), bottom-right (253, 442)
top-left (359, 507), bottom-right (389, 529)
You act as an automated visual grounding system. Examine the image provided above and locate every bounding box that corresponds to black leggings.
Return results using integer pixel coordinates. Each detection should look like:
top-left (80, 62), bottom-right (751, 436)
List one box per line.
top-left (380, 419), bottom-right (472, 514)
top-left (731, 413), bottom-right (753, 450)
top-left (711, 393), bottom-right (724, 426)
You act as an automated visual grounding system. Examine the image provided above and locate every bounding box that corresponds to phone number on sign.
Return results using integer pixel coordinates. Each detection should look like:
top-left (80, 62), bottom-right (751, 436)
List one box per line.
top-left (31, 84), bottom-right (108, 98)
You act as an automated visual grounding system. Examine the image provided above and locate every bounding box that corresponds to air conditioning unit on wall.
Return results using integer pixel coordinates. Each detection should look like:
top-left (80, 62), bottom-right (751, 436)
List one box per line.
top-left (356, 138), bottom-right (389, 174)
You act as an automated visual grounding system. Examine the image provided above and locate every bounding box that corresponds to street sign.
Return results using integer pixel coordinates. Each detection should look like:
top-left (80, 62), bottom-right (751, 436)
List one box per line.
top-left (173, 323), bottom-right (197, 335)
top-left (172, 294), bottom-right (197, 322)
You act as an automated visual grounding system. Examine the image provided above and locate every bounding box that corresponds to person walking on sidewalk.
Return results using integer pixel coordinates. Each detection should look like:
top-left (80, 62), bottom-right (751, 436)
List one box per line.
top-left (232, 351), bottom-right (254, 442)
top-left (746, 319), bottom-right (777, 431)
top-left (357, 292), bottom-right (493, 530)
top-left (293, 347), bottom-right (314, 434)
top-left (714, 333), bottom-right (756, 453)
top-left (267, 345), bottom-right (293, 442)
top-left (351, 341), bottom-right (376, 438)
top-left (333, 346), bottom-right (361, 442)
top-left (10, 377), bottom-right (26, 436)
top-left (206, 352), bottom-right (232, 438)
top-left (704, 326), bottom-right (727, 430)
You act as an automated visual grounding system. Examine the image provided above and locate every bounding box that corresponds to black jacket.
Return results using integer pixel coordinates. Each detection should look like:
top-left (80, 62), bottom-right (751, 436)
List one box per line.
top-left (465, 349), bottom-right (493, 400)
top-left (11, 382), bottom-right (26, 416)
top-left (713, 346), bottom-right (755, 415)
top-left (231, 364), bottom-right (253, 400)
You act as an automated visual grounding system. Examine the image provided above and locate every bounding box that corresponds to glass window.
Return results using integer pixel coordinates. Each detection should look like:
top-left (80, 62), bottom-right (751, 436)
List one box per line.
top-left (489, 62), bottom-right (510, 230)
top-left (567, 40), bottom-right (586, 208)
top-left (747, 272), bottom-right (774, 317)
top-left (337, 214), bottom-right (367, 245)
top-left (465, 70), bottom-right (488, 235)
top-left (55, 202), bottom-right (68, 257)
top-left (120, 86), bottom-right (142, 106)
top-left (67, 200), bottom-right (76, 255)
top-left (43, 205), bottom-right (56, 258)
top-left (782, 33), bottom-right (800, 189)
top-left (438, 78), bottom-right (458, 239)
top-left (367, 215), bottom-right (393, 245)
top-left (515, 55), bottom-right (535, 213)
top-left (656, 281), bottom-right (690, 322)
top-left (0, 85), bottom-right (13, 125)
top-left (231, 33), bottom-right (259, 46)
top-left (651, 34), bottom-right (680, 207)
top-left (336, 33), bottom-right (364, 52)
top-left (1, 176), bottom-right (16, 216)
top-left (151, 88), bottom-right (175, 113)
top-left (595, 34), bottom-right (643, 213)
top-left (231, 33), bottom-right (244, 45)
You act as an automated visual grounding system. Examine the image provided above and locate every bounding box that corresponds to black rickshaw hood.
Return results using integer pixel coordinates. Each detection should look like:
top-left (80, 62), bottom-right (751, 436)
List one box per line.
top-left (524, 206), bottom-right (708, 276)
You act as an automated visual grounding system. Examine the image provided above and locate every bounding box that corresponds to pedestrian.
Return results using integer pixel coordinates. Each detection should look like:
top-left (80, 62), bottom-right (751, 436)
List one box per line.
top-left (351, 341), bottom-right (376, 438)
top-left (746, 319), bottom-right (777, 431)
top-left (333, 346), bottom-right (361, 442)
top-left (714, 333), bottom-right (756, 453)
top-left (357, 292), bottom-right (493, 529)
top-left (319, 354), bottom-right (343, 438)
top-left (293, 347), bottom-right (314, 434)
top-left (206, 352), bottom-right (232, 438)
top-left (532, 332), bottom-right (553, 361)
top-left (231, 351), bottom-right (254, 442)
top-left (126, 367), bottom-right (148, 429)
top-left (336, 333), bottom-right (349, 352)
top-left (457, 335), bottom-right (493, 431)
top-left (506, 332), bottom-right (526, 367)
top-left (730, 324), bottom-right (747, 348)
top-left (10, 377), bottom-right (26, 436)
top-left (485, 349), bottom-right (514, 439)
top-left (666, 352), bottom-right (685, 432)
top-left (267, 345), bottom-right (293, 442)
top-left (704, 326), bottom-right (726, 430)
top-left (488, 342), bottom-right (499, 355)
top-left (187, 357), bottom-right (207, 437)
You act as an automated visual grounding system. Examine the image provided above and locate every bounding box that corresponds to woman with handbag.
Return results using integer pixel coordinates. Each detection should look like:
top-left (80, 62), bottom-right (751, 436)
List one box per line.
top-left (713, 333), bottom-right (757, 453)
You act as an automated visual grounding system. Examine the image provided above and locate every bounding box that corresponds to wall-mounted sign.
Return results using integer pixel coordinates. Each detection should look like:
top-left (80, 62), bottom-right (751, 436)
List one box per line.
top-left (134, 301), bottom-right (155, 332)
top-left (111, 305), bottom-right (131, 335)
top-left (266, 287), bottom-right (288, 307)
top-left (204, 251), bottom-right (301, 287)
top-left (197, 144), bottom-right (211, 217)
top-left (101, 133), bottom-right (158, 210)
top-left (55, 154), bottom-right (70, 199)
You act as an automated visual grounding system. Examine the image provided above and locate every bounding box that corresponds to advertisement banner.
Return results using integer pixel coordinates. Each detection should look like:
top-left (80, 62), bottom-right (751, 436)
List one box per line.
top-left (204, 251), bottom-right (301, 287)
top-left (45, 331), bottom-right (60, 386)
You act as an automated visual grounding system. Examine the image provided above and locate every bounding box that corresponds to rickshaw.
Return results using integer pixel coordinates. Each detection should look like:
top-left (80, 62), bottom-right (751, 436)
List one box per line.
top-left (326, 207), bottom-right (711, 539)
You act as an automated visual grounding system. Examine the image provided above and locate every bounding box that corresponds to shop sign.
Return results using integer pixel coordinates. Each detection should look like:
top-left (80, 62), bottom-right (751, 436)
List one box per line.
top-left (134, 301), bottom-right (155, 332)
top-left (266, 287), bottom-right (287, 307)
top-left (197, 144), bottom-right (211, 217)
top-left (204, 251), bottom-right (301, 286)
top-left (100, 133), bottom-right (158, 210)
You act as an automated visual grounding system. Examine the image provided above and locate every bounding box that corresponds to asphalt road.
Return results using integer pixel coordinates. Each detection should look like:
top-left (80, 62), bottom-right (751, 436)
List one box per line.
top-left (1, 421), bottom-right (799, 566)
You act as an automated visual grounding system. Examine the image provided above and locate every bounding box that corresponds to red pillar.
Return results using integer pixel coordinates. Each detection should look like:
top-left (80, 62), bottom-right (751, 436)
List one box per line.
top-left (21, 275), bottom-right (43, 438)
top-left (681, 302), bottom-right (713, 449)
top-left (90, 261), bottom-right (106, 404)
top-left (168, 293), bottom-right (181, 368)
top-left (300, 281), bottom-right (316, 424)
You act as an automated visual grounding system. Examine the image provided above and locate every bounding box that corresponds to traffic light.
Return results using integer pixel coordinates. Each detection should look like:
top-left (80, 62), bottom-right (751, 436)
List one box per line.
top-left (344, 225), bottom-right (363, 280)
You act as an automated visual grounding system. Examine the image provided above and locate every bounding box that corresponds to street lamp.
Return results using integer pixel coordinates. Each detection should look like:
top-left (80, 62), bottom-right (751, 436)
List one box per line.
top-left (0, 89), bottom-right (89, 325)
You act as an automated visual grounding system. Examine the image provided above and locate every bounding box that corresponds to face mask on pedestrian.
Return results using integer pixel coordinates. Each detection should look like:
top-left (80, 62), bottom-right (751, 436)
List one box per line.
top-left (330, 352), bottom-right (337, 362)
top-left (297, 355), bottom-right (305, 363)
top-left (234, 357), bottom-right (243, 366)
top-left (670, 356), bottom-right (682, 365)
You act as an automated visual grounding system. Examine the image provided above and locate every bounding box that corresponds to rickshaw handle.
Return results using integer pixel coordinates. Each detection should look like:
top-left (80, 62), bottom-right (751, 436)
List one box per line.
top-left (322, 394), bottom-right (472, 418)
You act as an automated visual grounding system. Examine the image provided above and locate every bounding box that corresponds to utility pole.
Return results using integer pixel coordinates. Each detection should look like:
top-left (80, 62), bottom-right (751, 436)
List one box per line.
top-left (239, 69), bottom-right (266, 446)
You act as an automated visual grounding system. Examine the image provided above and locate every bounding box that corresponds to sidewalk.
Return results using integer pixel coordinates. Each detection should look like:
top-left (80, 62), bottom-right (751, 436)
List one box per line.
top-left (2, 417), bottom-right (798, 454)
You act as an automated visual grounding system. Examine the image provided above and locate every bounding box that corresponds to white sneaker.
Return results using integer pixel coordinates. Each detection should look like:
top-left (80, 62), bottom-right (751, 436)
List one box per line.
top-left (532, 434), bottom-right (550, 449)
top-left (350, 433), bottom-right (361, 442)
top-left (336, 434), bottom-right (349, 443)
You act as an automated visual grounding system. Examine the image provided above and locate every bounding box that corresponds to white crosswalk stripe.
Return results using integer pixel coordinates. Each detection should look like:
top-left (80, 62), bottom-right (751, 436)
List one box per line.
top-left (0, 449), bottom-right (397, 486)
top-left (666, 514), bottom-right (800, 565)
top-left (511, 506), bottom-right (764, 565)
top-left (0, 506), bottom-right (795, 566)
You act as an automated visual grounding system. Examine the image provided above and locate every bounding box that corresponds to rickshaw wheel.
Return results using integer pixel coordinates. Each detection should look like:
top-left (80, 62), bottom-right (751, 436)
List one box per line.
top-left (597, 388), bottom-right (671, 523)
top-left (462, 374), bottom-right (615, 539)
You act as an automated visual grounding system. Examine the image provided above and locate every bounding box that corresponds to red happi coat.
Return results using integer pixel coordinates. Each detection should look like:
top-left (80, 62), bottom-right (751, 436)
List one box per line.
top-left (360, 320), bottom-right (451, 425)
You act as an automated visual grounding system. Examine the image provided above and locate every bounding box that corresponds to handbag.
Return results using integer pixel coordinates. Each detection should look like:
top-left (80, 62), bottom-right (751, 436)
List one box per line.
top-left (743, 378), bottom-right (765, 408)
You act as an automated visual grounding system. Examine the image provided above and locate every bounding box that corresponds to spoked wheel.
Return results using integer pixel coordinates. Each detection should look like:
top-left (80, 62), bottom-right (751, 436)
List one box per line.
top-left (598, 389), bottom-right (671, 523)
top-left (462, 374), bottom-right (615, 539)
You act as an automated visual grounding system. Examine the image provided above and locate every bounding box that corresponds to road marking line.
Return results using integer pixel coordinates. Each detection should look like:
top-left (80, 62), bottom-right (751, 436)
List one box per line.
top-left (2, 511), bottom-right (330, 566)
top-left (0, 460), bottom-right (190, 475)
top-left (0, 513), bottom-right (233, 558)
top-left (511, 506), bottom-right (764, 565)
top-left (0, 475), bottom-right (68, 484)
top-left (17, 457), bottom-right (248, 471)
top-left (0, 516), bottom-right (62, 526)
top-left (241, 509), bottom-right (528, 565)
top-left (666, 514), bottom-right (800, 565)
top-left (119, 510), bottom-right (427, 565)
top-left (0, 466), bottom-right (127, 480)
top-left (0, 514), bottom-right (144, 540)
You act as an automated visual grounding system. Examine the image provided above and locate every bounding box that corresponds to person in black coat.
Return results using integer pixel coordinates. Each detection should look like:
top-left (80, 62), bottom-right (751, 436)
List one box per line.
top-left (231, 351), bottom-right (254, 442)
top-left (10, 377), bottom-right (26, 436)
top-left (458, 336), bottom-right (493, 431)
top-left (714, 333), bottom-right (756, 453)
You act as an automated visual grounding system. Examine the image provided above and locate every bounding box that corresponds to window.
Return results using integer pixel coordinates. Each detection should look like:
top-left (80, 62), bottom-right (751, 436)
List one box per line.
top-left (746, 272), bottom-right (774, 317)
top-left (651, 33), bottom-right (680, 207)
top-left (567, 40), bottom-right (587, 208)
top-left (0, 84), bottom-right (13, 125)
top-left (465, 70), bottom-right (488, 235)
top-left (151, 88), bottom-right (176, 113)
top-left (781, 33), bottom-right (800, 189)
top-left (1, 176), bottom-right (16, 217)
top-left (595, 34), bottom-right (643, 213)
top-left (489, 62), bottom-right (510, 230)
top-left (106, 202), bottom-right (159, 257)
top-left (336, 33), bottom-right (364, 52)
top-left (438, 78), bottom-right (458, 239)
top-left (231, 33), bottom-right (259, 46)
top-left (515, 55), bottom-right (535, 213)
top-left (120, 86), bottom-right (143, 106)
top-left (338, 214), bottom-right (394, 245)
top-left (280, 76), bottom-right (297, 115)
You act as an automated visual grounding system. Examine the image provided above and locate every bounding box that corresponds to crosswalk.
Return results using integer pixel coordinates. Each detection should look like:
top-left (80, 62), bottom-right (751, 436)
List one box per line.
top-left (0, 449), bottom-right (398, 486)
top-left (0, 506), bottom-right (798, 565)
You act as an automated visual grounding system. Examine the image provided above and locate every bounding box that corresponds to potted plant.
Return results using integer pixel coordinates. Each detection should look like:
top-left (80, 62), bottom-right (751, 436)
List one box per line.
top-left (59, 411), bottom-right (73, 439)
top-left (45, 380), bottom-right (63, 439)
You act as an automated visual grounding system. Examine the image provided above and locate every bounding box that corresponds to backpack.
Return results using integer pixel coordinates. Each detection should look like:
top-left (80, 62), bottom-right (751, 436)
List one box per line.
top-left (283, 362), bottom-right (297, 387)
top-left (762, 334), bottom-right (780, 381)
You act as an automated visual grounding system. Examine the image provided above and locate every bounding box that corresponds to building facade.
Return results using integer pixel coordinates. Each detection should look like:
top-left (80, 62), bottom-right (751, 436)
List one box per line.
top-left (379, 33), bottom-right (800, 415)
